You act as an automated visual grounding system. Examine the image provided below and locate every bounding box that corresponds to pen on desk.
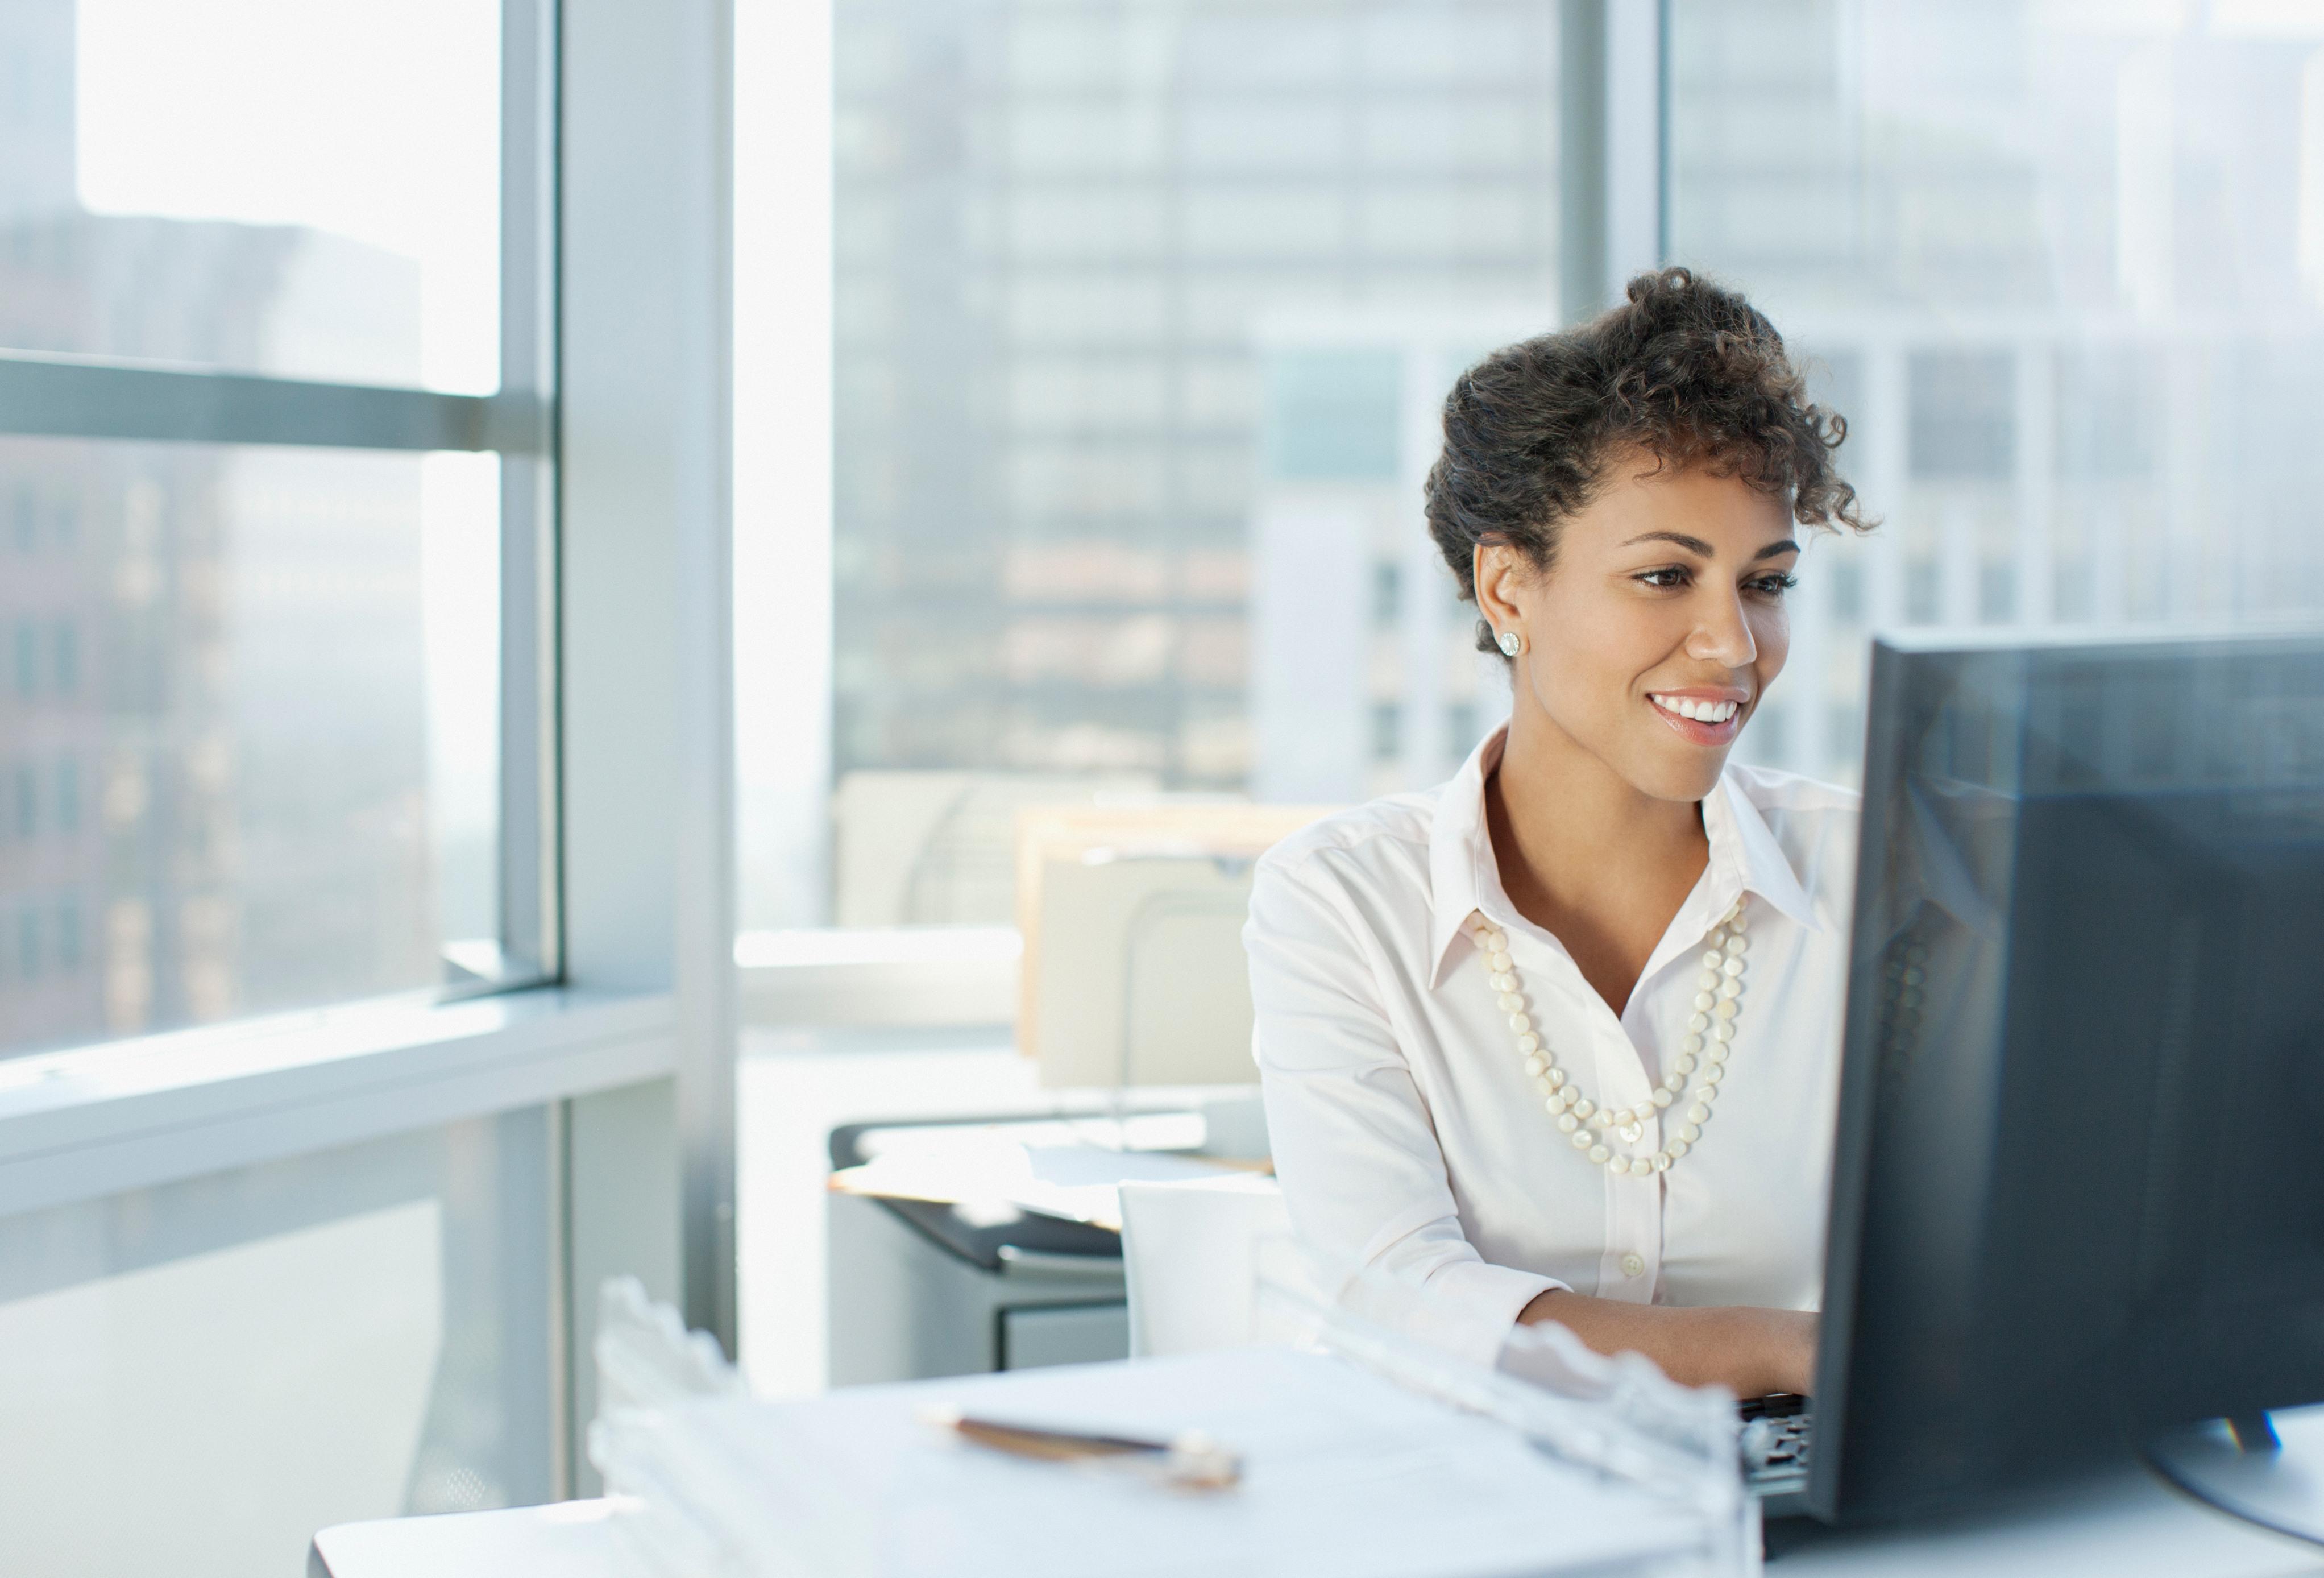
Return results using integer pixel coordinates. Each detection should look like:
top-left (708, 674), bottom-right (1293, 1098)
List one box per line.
top-left (922, 1406), bottom-right (1243, 1489)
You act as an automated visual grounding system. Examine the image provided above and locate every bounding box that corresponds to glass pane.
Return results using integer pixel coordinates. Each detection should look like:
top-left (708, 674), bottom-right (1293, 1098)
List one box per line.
top-left (744, 0), bottom-right (1560, 929)
top-left (0, 436), bottom-right (507, 1059)
top-left (1668, 0), bottom-right (2324, 784)
top-left (0, 0), bottom-right (500, 392)
top-left (0, 1108), bottom-right (555, 1576)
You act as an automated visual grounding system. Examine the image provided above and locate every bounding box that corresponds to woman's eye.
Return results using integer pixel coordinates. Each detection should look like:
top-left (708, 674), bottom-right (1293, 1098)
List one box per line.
top-left (1748, 573), bottom-right (1800, 597)
top-left (1636, 568), bottom-right (1690, 589)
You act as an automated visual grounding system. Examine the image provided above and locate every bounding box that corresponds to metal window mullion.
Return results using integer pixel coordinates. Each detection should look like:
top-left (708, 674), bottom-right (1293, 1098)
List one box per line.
top-left (501, 0), bottom-right (572, 1501)
top-left (0, 353), bottom-right (542, 453)
top-left (1557, 0), bottom-right (1667, 324)
top-left (1603, 0), bottom-right (1666, 287)
top-left (501, 0), bottom-right (563, 995)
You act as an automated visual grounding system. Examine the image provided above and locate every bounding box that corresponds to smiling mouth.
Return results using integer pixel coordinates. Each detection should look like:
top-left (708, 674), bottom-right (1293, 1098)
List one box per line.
top-left (1649, 693), bottom-right (1741, 724)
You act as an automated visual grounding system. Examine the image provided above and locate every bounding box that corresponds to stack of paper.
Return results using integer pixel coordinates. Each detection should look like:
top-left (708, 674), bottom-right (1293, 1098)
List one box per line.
top-left (594, 1346), bottom-right (1719, 1578)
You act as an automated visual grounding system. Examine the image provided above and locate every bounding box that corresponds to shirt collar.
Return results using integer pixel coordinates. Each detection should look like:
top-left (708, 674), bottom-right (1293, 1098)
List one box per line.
top-left (1426, 727), bottom-right (1505, 985)
top-left (1703, 768), bottom-right (1822, 935)
top-left (1425, 724), bottom-right (1822, 988)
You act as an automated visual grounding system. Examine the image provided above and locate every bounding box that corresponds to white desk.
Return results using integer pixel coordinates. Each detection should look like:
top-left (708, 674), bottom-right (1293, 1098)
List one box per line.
top-left (308, 1499), bottom-right (626, 1578)
top-left (1770, 1469), bottom-right (2323, 1576)
top-left (310, 1469), bottom-right (2324, 1577)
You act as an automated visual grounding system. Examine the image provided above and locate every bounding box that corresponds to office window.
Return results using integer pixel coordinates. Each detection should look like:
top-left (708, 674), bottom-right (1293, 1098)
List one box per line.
top-left (745, 0), bottom-right (1558, 929)
top-left (0, 437), bottom-right (508, 1053)
top-left (0, 1109), bottom-right (558, 1567)
top-left (1669, 0), bottom-right (2324, 782)
top-left (0, 0), bottom-right (501, 394)
top-left (0, 0), bottom-right (554, 1058)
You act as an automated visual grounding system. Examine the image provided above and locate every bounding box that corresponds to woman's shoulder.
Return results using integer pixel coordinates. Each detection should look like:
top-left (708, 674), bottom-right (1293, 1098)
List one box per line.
top-left (1248, 789), bottom-right (1442, 957)
top-left (1257, 786), bottom-right (1440, 884)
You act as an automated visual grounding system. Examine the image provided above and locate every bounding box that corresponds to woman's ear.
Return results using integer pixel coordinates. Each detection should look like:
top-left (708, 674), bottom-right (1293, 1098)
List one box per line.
top-left (1473, 542), bottom-right (1526, 644)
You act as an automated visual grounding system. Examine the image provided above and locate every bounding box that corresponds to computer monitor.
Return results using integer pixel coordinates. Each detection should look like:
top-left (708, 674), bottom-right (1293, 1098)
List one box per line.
top-left (1808, 627), bottom-right (2324, 1525)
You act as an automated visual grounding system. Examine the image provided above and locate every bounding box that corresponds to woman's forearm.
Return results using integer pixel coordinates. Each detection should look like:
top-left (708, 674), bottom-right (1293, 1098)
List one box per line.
top-left (1517, 1288), bottom-right (1817, 1398)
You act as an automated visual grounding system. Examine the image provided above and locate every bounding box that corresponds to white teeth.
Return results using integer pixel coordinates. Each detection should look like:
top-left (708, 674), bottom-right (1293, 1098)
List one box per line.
top-left (1652, 695), bottom-right (1740, 724)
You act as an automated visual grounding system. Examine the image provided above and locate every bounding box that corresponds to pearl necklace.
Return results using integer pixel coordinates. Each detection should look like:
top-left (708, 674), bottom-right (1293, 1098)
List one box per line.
top-left (1474, 895), bottom-right (1751, 1179)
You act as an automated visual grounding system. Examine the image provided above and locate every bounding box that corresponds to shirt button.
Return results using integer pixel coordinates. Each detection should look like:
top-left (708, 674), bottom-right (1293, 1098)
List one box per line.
top-left (1621, 1253), bottom-right (1646, 1279)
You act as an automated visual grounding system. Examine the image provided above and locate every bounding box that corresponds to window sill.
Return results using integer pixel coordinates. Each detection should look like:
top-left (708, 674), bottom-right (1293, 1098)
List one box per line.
top-left (0, 988), bottom-right (677, 1216)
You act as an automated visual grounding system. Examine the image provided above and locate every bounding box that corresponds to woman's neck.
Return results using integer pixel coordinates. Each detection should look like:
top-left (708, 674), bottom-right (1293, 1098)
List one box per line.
top-left (1485, 706), bottom-right (1711, 1015)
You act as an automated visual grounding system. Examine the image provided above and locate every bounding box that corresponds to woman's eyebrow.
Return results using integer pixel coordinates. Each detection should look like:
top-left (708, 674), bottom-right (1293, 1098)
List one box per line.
top-left (1620, 530), bottom-right (1716, 554)
top-left (1619, 530), bottom-right (1802, 561)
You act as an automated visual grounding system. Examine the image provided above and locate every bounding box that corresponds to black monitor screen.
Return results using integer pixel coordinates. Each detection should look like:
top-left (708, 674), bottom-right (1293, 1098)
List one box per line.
top-left (1812, 630), bottom-right (2324, 1524)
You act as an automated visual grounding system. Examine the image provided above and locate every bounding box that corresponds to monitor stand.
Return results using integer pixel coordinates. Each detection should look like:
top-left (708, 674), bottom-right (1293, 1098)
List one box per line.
top-left (2144, 1404), bottom-right (2324, 1546)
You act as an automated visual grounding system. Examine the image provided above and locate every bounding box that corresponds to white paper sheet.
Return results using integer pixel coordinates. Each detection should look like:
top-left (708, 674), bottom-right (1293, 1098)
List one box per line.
top-left (680, 1347), bottom-right (1708, 1577)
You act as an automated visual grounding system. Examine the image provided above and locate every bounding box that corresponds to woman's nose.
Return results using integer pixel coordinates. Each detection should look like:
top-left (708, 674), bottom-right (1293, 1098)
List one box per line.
top-left (1686, 593), bottom-right (1758, 668)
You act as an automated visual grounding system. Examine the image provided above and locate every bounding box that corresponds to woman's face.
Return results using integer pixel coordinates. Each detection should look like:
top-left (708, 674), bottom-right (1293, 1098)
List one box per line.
top-left (1474, 452), bottom-right (1800, 803)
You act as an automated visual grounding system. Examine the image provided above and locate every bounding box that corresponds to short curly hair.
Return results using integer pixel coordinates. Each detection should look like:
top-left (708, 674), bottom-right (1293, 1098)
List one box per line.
top-left (1425, 267), bottom-right (1871, 652)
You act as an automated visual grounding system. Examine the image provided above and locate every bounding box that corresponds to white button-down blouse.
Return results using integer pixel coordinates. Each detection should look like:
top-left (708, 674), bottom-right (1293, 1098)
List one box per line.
top-left (1245, 725), bottom-right (1861, 1366)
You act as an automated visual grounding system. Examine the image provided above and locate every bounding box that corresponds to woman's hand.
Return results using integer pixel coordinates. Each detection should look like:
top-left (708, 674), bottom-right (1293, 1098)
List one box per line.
top-left (1518, 1289), bottom-right (1820, 1399)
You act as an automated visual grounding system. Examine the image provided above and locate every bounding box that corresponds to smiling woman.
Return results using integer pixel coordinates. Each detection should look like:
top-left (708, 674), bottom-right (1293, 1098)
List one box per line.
top-left (1244, 269), bottom-right (1872, 1399)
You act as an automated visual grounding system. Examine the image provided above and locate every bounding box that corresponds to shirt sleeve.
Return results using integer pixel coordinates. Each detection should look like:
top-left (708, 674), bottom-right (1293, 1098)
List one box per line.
top-left (1244, 847), bottom-right (1564, 1368)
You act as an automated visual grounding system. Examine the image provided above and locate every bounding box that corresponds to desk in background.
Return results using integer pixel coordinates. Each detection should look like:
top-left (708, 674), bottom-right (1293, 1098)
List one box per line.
top-left (824, 1124), bottom-right (1128, 1383)
top-left (823, 1100), bottom-right (1265, 1385)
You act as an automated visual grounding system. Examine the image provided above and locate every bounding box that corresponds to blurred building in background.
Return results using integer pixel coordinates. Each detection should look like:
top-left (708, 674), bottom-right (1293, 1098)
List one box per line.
top-left (0, 0), bottom-right (436, 1054)
top-left (1669, 0), bottom-right (2324, 782)
top-left (1243, 307), bottom-right (1535, 805)
top-left (807, 0), bottom-right (2324, 932)
top-left (828, 0), bottom-right (1561, 921)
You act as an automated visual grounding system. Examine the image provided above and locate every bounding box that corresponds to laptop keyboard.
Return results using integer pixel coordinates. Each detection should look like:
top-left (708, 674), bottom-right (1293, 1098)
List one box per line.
top-left (1738, 1393), bottom-right (1812, 1486)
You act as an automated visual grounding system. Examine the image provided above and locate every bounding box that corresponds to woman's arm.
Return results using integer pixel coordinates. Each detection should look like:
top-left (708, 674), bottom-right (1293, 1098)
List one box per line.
top-left (1519, 1289), bottom-right (1817, 1398)
top-left (1247, 852), bottom-right (1566, 1365)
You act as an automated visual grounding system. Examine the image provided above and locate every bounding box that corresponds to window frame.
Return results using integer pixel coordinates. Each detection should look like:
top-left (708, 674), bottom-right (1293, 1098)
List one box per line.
top-left (0, 0), bottom-right (744, 1483)
top-left (0, 0), bottom-right (564, 1010)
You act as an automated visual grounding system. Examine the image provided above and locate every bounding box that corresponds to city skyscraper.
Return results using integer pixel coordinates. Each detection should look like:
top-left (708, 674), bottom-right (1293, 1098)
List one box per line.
top-left (832, 2), bottom-right (1562, 786)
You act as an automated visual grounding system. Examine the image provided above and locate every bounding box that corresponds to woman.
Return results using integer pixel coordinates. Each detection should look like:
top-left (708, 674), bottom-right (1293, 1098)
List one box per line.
top-left (1246, 268), bottom-right (1870, 1398)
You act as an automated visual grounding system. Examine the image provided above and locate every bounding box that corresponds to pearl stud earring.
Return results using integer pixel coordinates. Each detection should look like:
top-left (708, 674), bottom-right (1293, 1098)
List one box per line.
top-left (1496, 629), bottom-right (1522, 658)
